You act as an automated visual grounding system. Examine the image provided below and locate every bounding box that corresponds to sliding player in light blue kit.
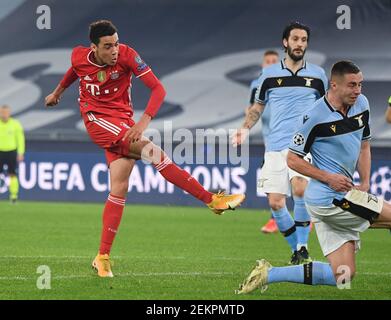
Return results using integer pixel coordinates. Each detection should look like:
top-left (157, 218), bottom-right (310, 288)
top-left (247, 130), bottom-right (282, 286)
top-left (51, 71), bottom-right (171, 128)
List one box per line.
top-left (237, 61), bottom-right (391, 294)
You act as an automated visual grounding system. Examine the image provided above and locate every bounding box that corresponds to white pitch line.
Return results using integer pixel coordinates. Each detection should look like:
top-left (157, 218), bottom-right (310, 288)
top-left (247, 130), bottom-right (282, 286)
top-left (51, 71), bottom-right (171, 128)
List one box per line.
top-left (359, 272), bottom-right (391, 276)
top-left (0, 255), bottom-right (251, 261)
top-left (0, 255), bottom-right (187, 260)
top-left (0, 276), bottom-right (29, 280)
top-left (0, 271), bottom-right (235, 281)
top-left (0, 255), bottom-right (94, 259)
top-left (1, 271), bottom-right (390, 282)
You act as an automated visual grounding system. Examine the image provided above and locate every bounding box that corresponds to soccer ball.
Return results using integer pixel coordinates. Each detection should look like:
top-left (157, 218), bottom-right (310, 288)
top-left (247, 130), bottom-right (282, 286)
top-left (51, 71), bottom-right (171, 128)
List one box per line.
top-left (370, 166), bottom-right (391, 201)
top-left (293, 133), bottom-right (305, 146)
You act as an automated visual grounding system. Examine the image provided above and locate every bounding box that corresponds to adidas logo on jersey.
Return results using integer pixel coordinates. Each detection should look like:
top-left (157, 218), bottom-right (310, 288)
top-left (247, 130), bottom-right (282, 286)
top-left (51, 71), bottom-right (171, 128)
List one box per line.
top-left (84, 75), bottom-right (92, 81)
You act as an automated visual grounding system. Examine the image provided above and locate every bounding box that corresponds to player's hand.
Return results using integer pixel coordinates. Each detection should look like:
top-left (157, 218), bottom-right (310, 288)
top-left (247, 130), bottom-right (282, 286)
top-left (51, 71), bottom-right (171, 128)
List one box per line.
top-left (45, 93), bottom-right (60, 107)
top-left (326, 173), bottom-right (354, 192)
top-left (231, 128), bottom-right (249, 147)
top-left (17, 154), bottom-right (24, 162)
top-left (122, 123), bottom-right (145, 143)
top-left (354, 182), bottom-right (370, 192)
top-left (122, 114), bottom-right (151, 143)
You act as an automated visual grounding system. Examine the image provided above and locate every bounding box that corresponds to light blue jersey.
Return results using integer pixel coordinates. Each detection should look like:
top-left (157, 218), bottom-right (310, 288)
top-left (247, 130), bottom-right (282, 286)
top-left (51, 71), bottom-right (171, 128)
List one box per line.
top-left (255, 60), bottom-right (328, 152)
top-left (289, 94), bottom-right (371, 207)
top-left (250, 77), bottom-right (270, 139)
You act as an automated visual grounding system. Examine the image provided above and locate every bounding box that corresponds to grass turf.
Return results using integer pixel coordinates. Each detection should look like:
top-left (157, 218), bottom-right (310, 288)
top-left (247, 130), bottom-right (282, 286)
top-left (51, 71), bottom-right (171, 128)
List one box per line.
top-left (0, 200), bottom-right (390, 300)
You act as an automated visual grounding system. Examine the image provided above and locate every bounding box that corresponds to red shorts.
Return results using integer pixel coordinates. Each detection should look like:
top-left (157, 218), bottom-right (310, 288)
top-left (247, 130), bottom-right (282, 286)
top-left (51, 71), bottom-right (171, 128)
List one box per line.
top-left (83, 112), bottom-right (135, 165)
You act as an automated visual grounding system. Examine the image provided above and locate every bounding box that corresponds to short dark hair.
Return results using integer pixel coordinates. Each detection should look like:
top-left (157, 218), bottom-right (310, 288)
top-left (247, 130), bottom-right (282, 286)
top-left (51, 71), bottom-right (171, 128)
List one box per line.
top-left (89, 20), bottom-right (118, 45)
top-left (264, 50), bottom-right (279, 57)
top-left (331, 60), bottom-right (361, 78)
top-left (282, 21), bottom-right (311, 42)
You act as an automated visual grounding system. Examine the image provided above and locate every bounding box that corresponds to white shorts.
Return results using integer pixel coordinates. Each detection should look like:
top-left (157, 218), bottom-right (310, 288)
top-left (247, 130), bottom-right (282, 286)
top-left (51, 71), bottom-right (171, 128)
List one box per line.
top-left (306, 189), bottom-right (384, 257)
top-left (257, 149), bottom-right (310, 196)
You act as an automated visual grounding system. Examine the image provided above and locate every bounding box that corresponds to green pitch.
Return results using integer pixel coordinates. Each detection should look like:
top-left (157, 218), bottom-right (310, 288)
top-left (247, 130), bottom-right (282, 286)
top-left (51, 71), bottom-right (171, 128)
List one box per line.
top-left (1, 200), bottom-right (390, 300)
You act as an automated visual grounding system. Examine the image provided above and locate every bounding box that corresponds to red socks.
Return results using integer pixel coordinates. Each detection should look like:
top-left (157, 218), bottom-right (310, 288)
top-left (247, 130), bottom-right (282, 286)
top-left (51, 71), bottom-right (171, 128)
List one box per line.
top-left (99, 194), bottom-right (125, 255)
top-left (155, 158), bottom-right (213, 204)
top-left (99, 158), bottom-right (213, 255)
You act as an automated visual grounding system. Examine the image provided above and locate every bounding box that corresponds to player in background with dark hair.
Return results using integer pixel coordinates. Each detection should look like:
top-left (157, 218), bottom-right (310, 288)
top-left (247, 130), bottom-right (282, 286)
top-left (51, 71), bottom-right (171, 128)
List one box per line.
top-left (236, 61), bottom-right (391, 294)
top-left (233, 22), bottom-right (328, 264)
top-left (45, 20), bottom-right (245, 278)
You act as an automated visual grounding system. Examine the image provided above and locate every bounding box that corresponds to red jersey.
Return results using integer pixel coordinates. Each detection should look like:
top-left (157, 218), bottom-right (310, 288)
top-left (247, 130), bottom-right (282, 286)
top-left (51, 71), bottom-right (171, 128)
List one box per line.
top-left (61, 44), bottom-right (151, 119)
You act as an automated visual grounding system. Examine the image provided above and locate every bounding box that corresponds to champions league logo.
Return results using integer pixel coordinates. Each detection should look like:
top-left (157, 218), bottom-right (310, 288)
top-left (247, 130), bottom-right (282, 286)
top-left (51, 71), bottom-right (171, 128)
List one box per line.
top-left (293, 133), bottom-right (305, 146)
top-left (370, 166), bottom-right (391, 201)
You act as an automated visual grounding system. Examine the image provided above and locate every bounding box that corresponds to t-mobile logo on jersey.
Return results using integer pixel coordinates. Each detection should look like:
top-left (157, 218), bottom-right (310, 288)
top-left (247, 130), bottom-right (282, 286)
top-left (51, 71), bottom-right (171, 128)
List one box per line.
top-left (85, 83), bottom-right (119, 96)
top-left (86, 83), bottom-right (100, 96)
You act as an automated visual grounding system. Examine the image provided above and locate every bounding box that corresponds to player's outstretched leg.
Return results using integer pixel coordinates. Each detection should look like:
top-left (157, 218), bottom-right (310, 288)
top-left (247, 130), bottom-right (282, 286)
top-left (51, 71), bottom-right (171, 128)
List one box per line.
top-left (130, 138), bottom-right (245, 215)
top-left (92, 158), bottom-right (135, 278)
top-left (236, 260), bottom-right (336, 294)
top-left (237, 239), bottom-right (360, 294)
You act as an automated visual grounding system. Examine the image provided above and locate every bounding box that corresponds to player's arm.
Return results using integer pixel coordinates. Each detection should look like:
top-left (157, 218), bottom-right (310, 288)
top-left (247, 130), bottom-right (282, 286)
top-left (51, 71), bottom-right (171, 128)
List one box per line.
top-left (385, 96), bottom-right (391, 123)
top-left (45, 67), bottom-right (78, 107)
top-left (232, 102), bottom-right (265, 147)
top-left (288, 114), bottom-right (353, 193)
top-left (287, 152), bottom-right (353, 192)
top-left (356, 108), bottom-right (372, 191)
top-left (232, 73), bottom-right (268, 147)
top-left (243, 102), bottom-right (265, 129)
top-left (245, 85), bottom-right (258, 115)
top-left (122, 71), bottom-right (166, 142)
top-left (355, 140), bottom-right (371, 192)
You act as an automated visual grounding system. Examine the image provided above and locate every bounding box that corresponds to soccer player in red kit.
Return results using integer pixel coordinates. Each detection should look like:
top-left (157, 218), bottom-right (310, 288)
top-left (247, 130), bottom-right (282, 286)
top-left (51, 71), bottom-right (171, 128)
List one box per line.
top-left (45, 20), bottom-right (245, 277)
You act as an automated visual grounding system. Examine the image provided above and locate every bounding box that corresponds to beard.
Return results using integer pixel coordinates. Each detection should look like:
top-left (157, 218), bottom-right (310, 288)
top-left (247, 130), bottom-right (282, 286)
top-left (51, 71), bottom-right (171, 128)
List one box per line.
top-left (287, 46), bottom-right (306, 62)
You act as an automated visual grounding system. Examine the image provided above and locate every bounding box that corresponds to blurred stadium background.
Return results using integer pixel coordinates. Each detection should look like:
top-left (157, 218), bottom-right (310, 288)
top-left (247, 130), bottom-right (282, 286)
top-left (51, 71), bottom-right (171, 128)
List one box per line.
top-left (0, 0), bottom-right (390, 208)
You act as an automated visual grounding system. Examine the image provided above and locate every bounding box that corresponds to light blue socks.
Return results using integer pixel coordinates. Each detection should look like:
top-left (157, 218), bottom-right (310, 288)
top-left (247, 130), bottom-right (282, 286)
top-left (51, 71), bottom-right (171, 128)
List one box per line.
top-left (293, 196), bottom-right (311, 250)
top-left (272, 207), bottom-right (297, 252)
top-left (268, 262), bottom-right (336, 286)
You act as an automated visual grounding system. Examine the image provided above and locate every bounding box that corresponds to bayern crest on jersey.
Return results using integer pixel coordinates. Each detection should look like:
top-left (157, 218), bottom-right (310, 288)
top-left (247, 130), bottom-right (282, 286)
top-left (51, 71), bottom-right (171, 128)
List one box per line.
top-left (110, 71), bottom-right (120, 80)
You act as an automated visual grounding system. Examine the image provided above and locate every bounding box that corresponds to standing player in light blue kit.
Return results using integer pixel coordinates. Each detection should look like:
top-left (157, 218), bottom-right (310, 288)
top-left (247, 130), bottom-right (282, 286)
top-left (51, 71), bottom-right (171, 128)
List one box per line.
top-left (233, 22), bottom-right (328, 264)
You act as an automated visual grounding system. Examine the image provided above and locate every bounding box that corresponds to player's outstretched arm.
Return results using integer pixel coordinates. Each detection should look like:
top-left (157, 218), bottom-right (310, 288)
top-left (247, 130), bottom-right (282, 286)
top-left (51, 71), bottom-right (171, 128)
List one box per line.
top-left (232, 102), bottom-right (264, 147)
top-left (45, 84), bottom-right (66, 107)
top-left (45, 67), bottom-right (78, 107)
top-left (287, 151), bottom-right (353, 193)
